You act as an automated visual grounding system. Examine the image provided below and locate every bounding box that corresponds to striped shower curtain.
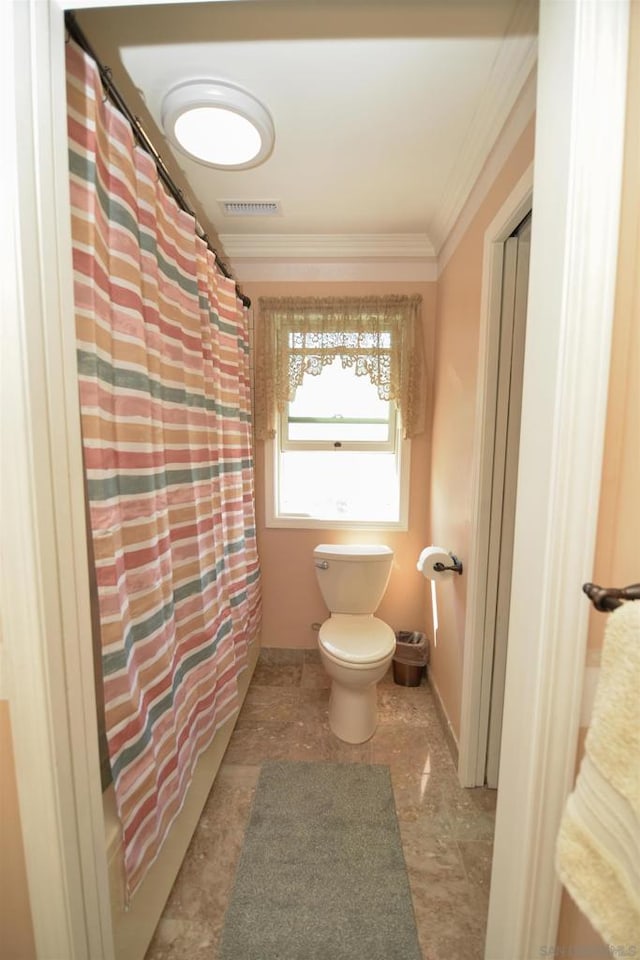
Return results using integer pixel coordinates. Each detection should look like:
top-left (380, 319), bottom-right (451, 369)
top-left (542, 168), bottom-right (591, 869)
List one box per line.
top-left (66, 40), bottom-right (261, 897)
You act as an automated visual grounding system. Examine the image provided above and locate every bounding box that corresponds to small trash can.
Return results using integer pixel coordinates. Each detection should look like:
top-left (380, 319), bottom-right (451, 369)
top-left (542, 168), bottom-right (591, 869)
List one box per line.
top-left (392, 631), bottom-right (428, 687)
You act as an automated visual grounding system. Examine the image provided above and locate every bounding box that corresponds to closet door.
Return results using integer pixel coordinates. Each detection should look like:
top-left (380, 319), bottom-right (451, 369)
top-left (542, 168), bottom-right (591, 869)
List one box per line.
top-left (485, 213), bottom-right (531, 789)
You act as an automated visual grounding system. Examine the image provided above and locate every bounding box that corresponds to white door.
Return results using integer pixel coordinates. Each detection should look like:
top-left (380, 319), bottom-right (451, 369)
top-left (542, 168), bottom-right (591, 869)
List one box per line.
top-left (485, 214), bottom-right (531, 788)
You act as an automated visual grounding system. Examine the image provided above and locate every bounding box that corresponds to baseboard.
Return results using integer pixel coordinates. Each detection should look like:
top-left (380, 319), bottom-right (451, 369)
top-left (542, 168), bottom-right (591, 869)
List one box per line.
top-left (428, 672), bottom-right (460, 769)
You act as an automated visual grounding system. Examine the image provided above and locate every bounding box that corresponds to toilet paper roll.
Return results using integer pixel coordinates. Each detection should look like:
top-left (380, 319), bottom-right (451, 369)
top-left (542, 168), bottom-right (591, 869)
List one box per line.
top-left (416, 546), bottom-right (453, 580)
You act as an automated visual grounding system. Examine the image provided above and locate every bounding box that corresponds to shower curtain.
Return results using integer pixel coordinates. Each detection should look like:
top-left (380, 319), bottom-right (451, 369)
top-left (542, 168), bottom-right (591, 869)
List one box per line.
top-left (66, 40), bottom-right (261, 898)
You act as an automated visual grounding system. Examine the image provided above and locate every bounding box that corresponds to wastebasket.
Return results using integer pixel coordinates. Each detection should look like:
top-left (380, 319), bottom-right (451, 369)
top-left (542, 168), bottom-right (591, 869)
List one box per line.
top-left (392, 631), bottom-right (428, 687)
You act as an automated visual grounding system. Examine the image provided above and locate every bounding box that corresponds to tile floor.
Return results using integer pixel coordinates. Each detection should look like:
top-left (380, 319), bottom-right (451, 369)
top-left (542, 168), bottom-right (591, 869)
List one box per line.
top-left (145, 648), bottom-right (496, 960)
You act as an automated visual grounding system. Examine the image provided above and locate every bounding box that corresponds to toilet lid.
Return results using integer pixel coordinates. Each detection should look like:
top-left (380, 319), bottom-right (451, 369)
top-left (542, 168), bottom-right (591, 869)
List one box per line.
top-left (319, 616), bottom-right (396, 664)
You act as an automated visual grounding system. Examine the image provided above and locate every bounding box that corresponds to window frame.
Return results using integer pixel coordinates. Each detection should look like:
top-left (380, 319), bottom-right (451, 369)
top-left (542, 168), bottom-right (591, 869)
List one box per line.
top-left (264, 415), bottom-right (411, 531)
top-left (279, 401), bottom-right (398, 453)
top-left (259, 298), bottom-right (419, 530)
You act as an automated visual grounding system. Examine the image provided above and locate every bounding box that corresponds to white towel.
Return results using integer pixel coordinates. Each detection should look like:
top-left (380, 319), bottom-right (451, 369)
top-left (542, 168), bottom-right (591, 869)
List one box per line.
top-left (556, 601), bottom-right (640, 947)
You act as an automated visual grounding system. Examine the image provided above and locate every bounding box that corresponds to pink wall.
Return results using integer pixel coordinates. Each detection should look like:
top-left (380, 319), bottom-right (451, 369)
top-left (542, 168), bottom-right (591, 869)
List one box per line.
top-left (245, 280), bottom-right (437, 649)
top-left (428, 118), bottom-right (536, 738)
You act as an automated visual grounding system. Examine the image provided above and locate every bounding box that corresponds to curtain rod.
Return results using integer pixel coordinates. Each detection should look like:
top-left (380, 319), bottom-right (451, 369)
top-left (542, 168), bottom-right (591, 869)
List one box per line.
top-left (64, 12), bottom-right (251, 310)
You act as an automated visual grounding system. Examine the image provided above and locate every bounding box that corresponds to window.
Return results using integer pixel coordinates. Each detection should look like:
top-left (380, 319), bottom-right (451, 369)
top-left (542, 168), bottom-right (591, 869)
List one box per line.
top-left (273, 360), bottom-right (408, 525)
top-left (282, 357), bottom-right (396, 449)
top-left (256, 296), bottom-right (425, 529)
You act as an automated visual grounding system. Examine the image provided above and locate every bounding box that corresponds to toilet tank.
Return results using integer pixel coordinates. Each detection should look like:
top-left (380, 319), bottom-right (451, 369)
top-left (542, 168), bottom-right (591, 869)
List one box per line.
top-left (313, 544), bottom-right (394, 615)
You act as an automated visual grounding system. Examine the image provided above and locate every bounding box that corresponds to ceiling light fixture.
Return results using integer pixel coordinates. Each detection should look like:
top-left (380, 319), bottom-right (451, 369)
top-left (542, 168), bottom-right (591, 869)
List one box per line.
top-left (161, 80), bottom-right (274, 170)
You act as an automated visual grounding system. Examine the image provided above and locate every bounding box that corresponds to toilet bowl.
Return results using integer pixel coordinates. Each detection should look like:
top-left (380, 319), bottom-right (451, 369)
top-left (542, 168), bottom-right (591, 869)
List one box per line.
top-left (313, 544), bottom-right (395, 743)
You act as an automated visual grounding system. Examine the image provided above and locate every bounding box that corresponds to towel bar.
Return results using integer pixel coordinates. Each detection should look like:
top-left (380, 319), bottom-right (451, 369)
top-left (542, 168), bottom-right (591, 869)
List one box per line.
top-left (582, 581), bottom-right (640, 612)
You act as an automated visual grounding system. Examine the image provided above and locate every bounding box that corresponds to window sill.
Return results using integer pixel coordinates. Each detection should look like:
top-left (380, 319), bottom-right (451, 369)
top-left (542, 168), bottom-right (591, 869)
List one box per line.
top-left (265, 515), bottom-right (408, 532)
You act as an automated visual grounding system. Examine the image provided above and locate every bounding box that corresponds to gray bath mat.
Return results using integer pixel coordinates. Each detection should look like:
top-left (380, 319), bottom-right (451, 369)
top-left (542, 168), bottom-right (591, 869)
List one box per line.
top-left (219, 760), bottom-right (422, 960)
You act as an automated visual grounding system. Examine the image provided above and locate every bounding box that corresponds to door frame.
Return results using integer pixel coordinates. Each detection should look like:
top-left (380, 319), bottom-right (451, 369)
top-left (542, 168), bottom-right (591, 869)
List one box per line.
top-left (458, 168), bottom-right (534, 789)
top-left (3, 2), bottom-right (115, 958)
top-left (3, 1), bottom-right (629, 959)
top-left (485, 1), bottom-right (628, 955)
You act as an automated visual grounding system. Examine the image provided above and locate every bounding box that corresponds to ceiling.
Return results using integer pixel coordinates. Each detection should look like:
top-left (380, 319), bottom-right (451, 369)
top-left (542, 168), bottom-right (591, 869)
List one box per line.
top-left (76, 0), bottom-right (538, 273)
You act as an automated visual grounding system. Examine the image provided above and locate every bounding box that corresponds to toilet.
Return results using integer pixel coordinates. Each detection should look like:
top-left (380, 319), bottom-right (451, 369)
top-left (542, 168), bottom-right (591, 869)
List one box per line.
top-left (313, 543), bottom-right (396, 744)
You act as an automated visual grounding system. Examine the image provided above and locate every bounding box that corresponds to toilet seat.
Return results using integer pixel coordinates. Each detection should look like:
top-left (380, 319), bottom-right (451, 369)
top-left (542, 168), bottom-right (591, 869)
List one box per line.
top-left (318, 615), bottom-right (395, 665)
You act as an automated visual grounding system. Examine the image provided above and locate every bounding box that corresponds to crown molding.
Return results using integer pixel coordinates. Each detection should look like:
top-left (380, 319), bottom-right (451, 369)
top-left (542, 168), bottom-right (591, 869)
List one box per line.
top-left (438, 67), bottom-right (537, 275)
top-left (219, 232), bottom-right (435, 261)
top-left (230, 257), bottom-right (438, 283)
top-left (429, 0), bottom-right (538, 253)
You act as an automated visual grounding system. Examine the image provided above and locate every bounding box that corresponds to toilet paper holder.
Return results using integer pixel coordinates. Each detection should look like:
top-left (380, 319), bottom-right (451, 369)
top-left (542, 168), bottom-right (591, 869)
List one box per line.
top-left (433, 553), bottom-right (463, 575)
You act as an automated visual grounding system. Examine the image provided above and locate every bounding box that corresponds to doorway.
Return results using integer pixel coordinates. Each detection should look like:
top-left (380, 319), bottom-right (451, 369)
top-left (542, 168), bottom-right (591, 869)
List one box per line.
top-left (458, 174), bottom-right (533, 791)
top-left (484, 213), bottom-right (531, 788)
top-left (6, 3), bottom-right (629, 959)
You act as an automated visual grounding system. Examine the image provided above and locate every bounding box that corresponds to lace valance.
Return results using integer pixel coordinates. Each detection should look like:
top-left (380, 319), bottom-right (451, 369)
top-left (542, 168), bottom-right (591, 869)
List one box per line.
top-left (254, 295), bottom-right (426, 439)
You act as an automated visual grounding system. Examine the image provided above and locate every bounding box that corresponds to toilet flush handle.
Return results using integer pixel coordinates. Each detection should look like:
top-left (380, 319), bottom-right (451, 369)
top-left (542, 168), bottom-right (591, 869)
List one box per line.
top-left (315, 560), bottom-right (329, 570)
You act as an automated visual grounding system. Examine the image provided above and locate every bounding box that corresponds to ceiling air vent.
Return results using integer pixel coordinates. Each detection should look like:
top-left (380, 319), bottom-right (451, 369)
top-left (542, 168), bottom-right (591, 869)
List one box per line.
top-left (219, 200), bottom-right (281, 217)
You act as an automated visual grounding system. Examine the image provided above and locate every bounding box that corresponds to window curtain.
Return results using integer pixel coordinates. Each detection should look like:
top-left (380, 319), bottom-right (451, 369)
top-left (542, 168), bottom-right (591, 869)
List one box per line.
top-left (66, 40), bottom-right (261, 898)
top-left (254, 295), bottom-right (425, 439)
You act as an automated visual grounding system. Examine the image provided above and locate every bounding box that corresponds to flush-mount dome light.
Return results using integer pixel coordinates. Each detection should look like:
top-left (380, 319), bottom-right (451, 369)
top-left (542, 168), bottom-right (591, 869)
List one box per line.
top-left (161, 80), bottom-right (274, 170)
